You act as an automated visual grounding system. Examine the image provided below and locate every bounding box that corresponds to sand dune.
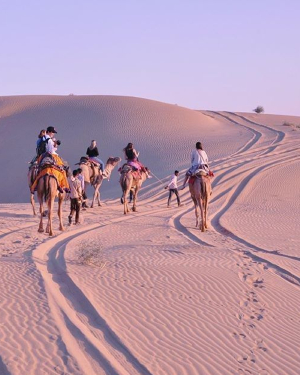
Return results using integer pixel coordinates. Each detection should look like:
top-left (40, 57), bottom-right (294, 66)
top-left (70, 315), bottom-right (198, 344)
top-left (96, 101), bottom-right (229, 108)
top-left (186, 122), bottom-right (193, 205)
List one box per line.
top-left (0, 95), bottom-right (251, 203)
top-left (0, 96), bottom-right (300, 374)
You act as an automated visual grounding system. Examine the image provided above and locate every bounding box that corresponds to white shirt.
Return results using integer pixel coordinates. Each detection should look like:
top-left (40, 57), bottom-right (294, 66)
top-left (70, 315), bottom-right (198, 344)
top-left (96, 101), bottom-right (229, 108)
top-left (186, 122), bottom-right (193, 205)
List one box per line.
top-left (191, 149), bottom-right (208, 166)
top-left (68, 176), bottom-right (82, 199)
top-left (167, 174), bottom-right (178, 189)
top-left (44, 134), bottom-right (57, 155)
top-left (77, 174), bottom-right (85, 191)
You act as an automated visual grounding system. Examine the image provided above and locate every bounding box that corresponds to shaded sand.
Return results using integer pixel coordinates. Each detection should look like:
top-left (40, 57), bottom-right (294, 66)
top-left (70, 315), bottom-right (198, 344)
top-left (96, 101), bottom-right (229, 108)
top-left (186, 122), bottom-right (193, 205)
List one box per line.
top-left (0, 97), bottom-right (300, 374)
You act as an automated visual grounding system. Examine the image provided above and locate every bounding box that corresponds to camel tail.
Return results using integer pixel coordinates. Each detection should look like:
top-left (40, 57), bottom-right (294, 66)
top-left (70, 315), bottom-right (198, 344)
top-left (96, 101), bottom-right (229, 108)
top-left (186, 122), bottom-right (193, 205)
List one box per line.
top-left (44, 175), bottom-right (51, 202)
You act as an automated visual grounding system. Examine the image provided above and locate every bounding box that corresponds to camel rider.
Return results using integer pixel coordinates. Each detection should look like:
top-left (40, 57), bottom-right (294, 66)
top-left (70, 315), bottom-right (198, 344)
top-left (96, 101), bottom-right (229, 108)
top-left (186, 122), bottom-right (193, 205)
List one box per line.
top-left (29, 129), bottom-right (46, 165)
top-left (123, 143), bottom-right (152, 178)
top-left (181, 141), bottom-right (209, 189)
top-left (30, 126), bottom-right (69, 194)
top-left (86, 140), bottom-right (104, 172)
top-left (43, 126), bottom-right (58, 154)
top-left (36, 129), bottom-right (46, 153)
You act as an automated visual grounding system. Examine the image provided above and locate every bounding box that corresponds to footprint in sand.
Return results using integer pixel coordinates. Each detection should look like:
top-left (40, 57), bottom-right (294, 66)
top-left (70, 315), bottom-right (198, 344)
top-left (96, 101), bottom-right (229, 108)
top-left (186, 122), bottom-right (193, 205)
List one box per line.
top-left (245, 274), bottom-right (264, 286)
top-left (258, 263), bottom-right (268, 270)
top-left (237, 354), bottom-right (248, 363)
top-left (239, 299), bottom-right (249, 307)
top-left (253, 339), bottom-right (267, 352)
top-left (233, 332), bottom-right (247, 340)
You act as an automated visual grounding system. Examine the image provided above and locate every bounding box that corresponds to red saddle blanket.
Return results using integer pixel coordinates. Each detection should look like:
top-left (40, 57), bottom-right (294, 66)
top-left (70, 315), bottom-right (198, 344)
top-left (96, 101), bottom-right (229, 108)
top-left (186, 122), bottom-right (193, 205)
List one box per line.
top-left (189, 176), bottom-right (196, 185)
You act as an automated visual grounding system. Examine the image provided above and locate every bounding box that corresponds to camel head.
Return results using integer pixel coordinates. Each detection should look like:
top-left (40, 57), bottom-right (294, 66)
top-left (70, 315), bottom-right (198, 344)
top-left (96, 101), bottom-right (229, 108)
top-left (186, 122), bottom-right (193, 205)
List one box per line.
top-left (103, 157), bottom-right (121, 179)
top-left (106, 156), bottom-right (121, 166)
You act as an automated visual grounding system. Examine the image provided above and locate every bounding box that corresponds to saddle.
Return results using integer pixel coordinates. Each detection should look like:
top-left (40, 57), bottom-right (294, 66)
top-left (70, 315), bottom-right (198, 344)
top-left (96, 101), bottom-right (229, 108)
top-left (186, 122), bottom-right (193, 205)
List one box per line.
top-left (120, 164), bottom-right (142, 179)
top-left (189, 169), bottom-right (213, 186)
top-left (39, 153), bottom-right (65, 173)
top-left (194, 168), bottom-right (208, 177)
top-left (40, 153), bottom-right (55, 168)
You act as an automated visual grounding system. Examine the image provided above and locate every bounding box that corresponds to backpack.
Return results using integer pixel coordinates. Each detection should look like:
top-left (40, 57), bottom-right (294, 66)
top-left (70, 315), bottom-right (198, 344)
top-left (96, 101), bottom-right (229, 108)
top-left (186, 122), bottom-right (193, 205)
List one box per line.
top-left (36, 137), bottom-right (50, 156)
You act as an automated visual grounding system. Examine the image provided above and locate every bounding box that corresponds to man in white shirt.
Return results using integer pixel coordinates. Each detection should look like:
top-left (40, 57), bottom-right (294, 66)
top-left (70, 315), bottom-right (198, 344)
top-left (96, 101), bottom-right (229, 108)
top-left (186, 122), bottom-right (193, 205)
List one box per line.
top-left (43, 126), bottom-right (58, 154)
top-left (165, 170), bottom-right (183, 208)
top-left (181, 141), bottom-right (209, 189)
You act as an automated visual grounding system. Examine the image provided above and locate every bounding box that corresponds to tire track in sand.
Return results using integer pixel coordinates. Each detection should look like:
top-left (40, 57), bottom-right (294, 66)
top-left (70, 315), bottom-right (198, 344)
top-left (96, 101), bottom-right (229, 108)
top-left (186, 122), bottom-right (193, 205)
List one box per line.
top-left (33, 207), bottom-right (176, 375)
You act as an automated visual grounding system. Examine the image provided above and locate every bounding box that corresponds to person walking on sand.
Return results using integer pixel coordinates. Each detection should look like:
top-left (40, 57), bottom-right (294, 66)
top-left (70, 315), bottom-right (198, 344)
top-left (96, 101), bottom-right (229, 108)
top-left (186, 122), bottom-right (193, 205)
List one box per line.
top-left (181, 141), bottom-right (209, 189)
top-left (68, 169), bottom-right (82, 225)
top-left (165, 170), bottom-right (183, 208)
top-left (77, 168), bottom-right (88, 209)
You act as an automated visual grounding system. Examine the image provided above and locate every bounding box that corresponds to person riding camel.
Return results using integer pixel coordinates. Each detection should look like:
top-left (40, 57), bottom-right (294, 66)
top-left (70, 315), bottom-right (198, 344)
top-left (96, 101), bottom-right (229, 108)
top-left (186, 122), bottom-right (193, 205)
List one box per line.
top-left (181, 141), bottom-right (209, 189)
top-left (36, 129), bottom-right (46, 153)
top-left (86, 140), bottom-right (105, 172)
top-left (29, 129), bottom-right (46, 165)
top-left (30, 126), bottom-right (69, 194)
top-left (123, 143), bottom-right (152, 178)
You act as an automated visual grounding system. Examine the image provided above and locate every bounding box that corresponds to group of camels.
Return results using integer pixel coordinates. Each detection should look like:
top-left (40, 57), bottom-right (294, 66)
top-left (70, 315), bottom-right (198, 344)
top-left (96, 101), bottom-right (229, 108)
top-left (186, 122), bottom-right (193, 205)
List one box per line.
top-left (28, 155), bottom-right (212, 236)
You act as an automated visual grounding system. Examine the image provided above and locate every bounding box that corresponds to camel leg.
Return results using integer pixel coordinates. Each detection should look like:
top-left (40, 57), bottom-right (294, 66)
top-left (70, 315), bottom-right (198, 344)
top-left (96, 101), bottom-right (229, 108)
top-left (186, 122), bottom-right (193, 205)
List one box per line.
top-left (38, 202), bottom-right (44, 232)
top-left (58, 193), bottom-right (64, 231)
top-left (204, 197), bottom-right (209, 229)
top-left (123, 189), bottom-right (130, 214)
top-left (191, 196), bottom-right (199, 227)
top-left (132, 187), bottom-right (138, 212)
top-left (96, 179), bottom-right (103, 207)
top-left (30, 194), bottom-right (37, 216)
top-left (47, 196), bottom-right (54, 236)
top-left (91, 185), bottom-right (101, 208)
top-left (38, 178), bottom-right (45, 233)
top-left (204, 179), bottom-right (211, 229)
top-left (90, 188), bottom-right (96, 208)
top-left (198, 198), bottom-right (205, 232)
top-left (97, 188), bottom-right (102, 206)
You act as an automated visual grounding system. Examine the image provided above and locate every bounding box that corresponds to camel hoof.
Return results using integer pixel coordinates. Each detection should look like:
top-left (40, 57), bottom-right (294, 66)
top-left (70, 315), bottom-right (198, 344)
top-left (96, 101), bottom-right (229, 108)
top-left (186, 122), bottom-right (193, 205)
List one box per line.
top-left (59, 226), bottom-right (65, 231)
top-left (132, 207), bottom-right (137, 212)
top-left (98, 204), bottom-right (102, 207)
top-left (38, 228), bottom-right (44, 233)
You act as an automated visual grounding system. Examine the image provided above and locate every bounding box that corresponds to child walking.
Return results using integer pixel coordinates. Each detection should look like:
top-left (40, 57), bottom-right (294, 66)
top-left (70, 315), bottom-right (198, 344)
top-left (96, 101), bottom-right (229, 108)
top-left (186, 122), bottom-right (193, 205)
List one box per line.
top-left (68, 169), bottom-right (82, 225)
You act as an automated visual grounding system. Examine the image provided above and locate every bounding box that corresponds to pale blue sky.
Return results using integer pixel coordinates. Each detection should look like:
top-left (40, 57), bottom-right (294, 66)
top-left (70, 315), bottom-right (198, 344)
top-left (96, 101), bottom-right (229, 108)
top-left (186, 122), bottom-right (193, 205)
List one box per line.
top-left (0, 0), bottom-right (299, 115)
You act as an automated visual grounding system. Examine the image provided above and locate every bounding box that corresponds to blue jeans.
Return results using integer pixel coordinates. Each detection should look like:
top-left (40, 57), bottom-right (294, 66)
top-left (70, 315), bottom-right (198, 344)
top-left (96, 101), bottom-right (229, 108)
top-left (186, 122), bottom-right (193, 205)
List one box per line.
top-left (168, 189), bottom-right (181, 206)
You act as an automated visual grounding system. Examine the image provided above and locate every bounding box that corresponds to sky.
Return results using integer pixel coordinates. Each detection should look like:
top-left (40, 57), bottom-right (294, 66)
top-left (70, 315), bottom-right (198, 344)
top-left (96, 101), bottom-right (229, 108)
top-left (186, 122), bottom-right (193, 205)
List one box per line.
top-left (0, 0), bottom-right (299, 115)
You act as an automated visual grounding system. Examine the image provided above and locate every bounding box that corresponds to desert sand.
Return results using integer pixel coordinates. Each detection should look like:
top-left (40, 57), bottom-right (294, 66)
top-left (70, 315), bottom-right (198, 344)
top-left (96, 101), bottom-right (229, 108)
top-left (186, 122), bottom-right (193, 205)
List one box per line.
top-left (0, 96), bottom-right (300, 375)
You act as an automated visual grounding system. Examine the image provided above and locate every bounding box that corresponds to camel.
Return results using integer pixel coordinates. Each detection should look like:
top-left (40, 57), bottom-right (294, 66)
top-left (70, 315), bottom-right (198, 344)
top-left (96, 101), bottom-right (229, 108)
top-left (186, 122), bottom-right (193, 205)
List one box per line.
top-left (37, 174), bottom-right (65, 236)
top-left (120, 165), bottom-right (147, 214)
top-left (79, 156), bottom-right (121, 208)
top-left (189, 172), bottom-right (212, 232)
